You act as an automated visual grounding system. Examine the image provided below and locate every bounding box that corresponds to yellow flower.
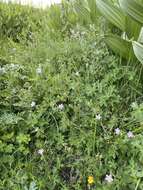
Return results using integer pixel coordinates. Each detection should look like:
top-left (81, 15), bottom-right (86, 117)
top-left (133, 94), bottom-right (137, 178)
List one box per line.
top-left (88, 176), bottom-right (94, 185)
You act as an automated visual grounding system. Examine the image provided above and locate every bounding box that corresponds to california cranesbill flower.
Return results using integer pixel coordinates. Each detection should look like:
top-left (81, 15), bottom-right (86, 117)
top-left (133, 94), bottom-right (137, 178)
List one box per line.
top-left (115, 128), bottom-right (120, 135)
top-left (127, 131), bottom-right (134, 138)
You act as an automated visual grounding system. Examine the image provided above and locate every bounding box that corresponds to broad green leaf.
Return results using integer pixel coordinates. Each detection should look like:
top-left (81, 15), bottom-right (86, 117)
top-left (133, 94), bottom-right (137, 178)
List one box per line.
top-left (87, 0), bottom-right (97, 23)
top-left (96, 0), bottom-right (125, 31)
top-left (73, 0), bottom-right (91, 24)
top-left (138, 27), bottom-right (143, 44)
top-left (126, 16), bottom-right (142, 40)
top-left (104, 34), bottom-right (134, 59)
top-left (119, 0), bottom-right (143, 25)
top-left (132, 41), bottom-right (143, 64)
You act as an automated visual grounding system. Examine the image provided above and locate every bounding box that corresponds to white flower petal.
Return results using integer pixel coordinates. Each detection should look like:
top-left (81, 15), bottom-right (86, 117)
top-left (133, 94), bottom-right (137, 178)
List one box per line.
top-left (58, 104), bottom-right (64, 110)
top-left (105, 174), bottom-right (113, 183)
top-left (31, 101), bottom-right (36, 107)
top-left (96, 114), bottom-right (102, 120)
top-left (127, 131), bottom-right (134, 138)
top-left (37, 149), bottom-right (44, 155)
top-left (115, 128), bottom-right (120, 135)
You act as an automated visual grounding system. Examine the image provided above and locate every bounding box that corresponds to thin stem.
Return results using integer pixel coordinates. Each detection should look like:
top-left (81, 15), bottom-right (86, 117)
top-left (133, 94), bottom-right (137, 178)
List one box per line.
top-left (135, 179), bottom-right (141, 190)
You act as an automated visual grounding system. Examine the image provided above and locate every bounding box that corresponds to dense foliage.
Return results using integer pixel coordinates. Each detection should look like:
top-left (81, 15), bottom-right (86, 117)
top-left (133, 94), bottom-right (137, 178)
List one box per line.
top-left (0, 1), bottom-right (143, 190)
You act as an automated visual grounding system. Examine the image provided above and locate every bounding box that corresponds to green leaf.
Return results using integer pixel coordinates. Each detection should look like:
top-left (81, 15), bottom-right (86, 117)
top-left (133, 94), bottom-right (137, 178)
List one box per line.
top-left (73, 0), bottom-right (91, 24)
top-left (126, 16), bottom-right (142, 40)
top-left (138, 27), bottom-right (143, 44)
top-left (96, 0), bottom-right (125, 31)
top-left (87, 0), bottom-right (97, 23)
top-left (132, 41), bottom-right (143, 64)
top-left (104, 34), bottom-right (134, 59)
top-left (119, 0), bottom-right (143, 25)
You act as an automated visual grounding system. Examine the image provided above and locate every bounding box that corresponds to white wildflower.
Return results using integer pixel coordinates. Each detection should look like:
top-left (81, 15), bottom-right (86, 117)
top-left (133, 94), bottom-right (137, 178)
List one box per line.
top-left (36, 67), bottom-right (42, 74)
top-left (131, 102), bottom-right (138, 109)
top-left (10, 64), bottom-right (15, 68)
top-left (96, 114), bottom-right (102, 120)
top-left (12, 88), bottom-right (16, 94)
top-left (0, 67), bottom-right (6, 74)
top-left (75, 71), bottom-right (79, 76)
top-left (105, 174), bottom-right (113, 183)
top-left (115, 128), bottom-right (120, 135)
top-left (9, 64), bottom-right (19, 70)
top-left (127, 131), bottom-right (134, 138)
top-left (20, 75), bottom-right (27, 80)
top-left (31, 101), bottom-right (36, 108)
top-left (37, 149), bottom-right (44, 155)
top-left (81, 31), bottom-right (86, 36)
top-left (35, 127), bottom-right (39, 132)
top-left (58, 104), bottom-right (64, 110)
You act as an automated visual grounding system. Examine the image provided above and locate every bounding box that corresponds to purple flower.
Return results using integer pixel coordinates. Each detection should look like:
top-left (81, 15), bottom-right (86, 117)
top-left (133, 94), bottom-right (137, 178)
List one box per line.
top-left (105, 174), bottom-right (113, 183)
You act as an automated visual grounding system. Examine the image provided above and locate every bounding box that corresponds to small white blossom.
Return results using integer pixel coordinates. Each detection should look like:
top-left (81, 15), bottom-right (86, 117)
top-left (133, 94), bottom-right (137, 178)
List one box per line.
top-left (131, 102), bottom-right (138, 109)
top-left (127, 131), bottom-right (134, 138)
top-left (75, 71), bottom-right (79, 76)
top-left (86, 63), bottom-right (89, 68)
top-left (115, 128), bottom-right (120, 135)
top-left (31, 101), bottom-right (36, 108)
top-left (89, 24), bottom-right (95, 29)
top-left (105, 174), bottom-right (113, 183)
top-left (20, 75), bottom-right (27, 80)
top-left (81, 31), bottom-right (86, 36)
top-left (96, 114), bottom-right (102, 120)
top-left (0, 67), bottom-right (6, 74)
top-left (12, 88), bottom-right (16, 94)
top-left (9, 64), bottom-right (19, 70)
top-left (58, 104), bottom-right (64, 110)
top-left (37, 149), bottom-right (44, 155)
top-left (35, 127), bottom-right (39, 132)
top-left (36, 67), bottom-right (42, 74)
top-left (10, 63), bottom-right (15, 68)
